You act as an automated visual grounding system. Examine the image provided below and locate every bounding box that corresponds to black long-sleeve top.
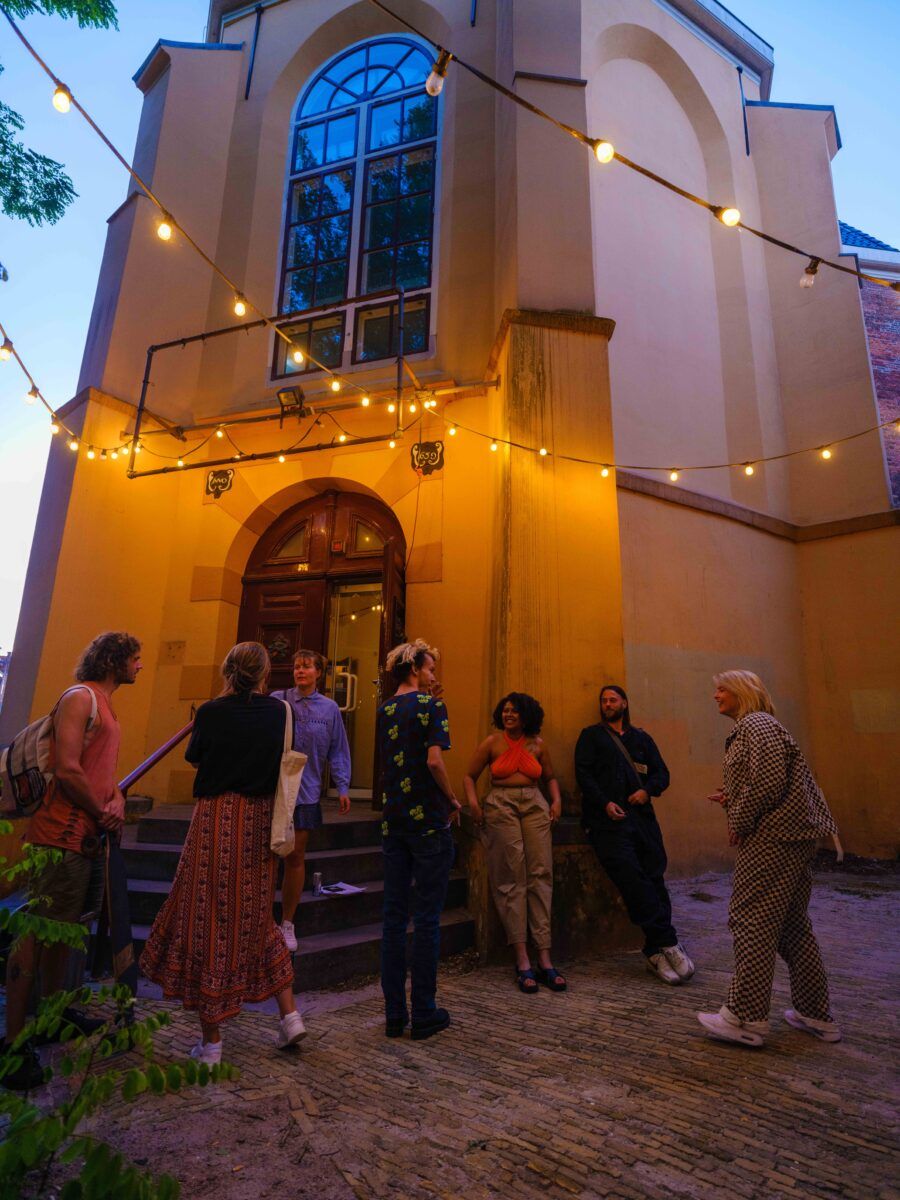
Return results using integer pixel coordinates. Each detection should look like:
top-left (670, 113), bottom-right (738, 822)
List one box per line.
top-left (186, 694), bottom-right (286, 798)
top-left (574, 723), bottom-right (670, 832)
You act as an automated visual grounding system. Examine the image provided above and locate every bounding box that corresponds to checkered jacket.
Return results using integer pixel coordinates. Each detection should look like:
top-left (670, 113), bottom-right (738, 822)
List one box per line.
top-left (723, 712), bottom-right (837, 843)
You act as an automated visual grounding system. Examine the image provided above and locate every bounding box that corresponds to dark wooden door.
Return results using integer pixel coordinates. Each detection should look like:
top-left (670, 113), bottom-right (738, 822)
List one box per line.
top-left (238, 578), bottom-right (327, 692)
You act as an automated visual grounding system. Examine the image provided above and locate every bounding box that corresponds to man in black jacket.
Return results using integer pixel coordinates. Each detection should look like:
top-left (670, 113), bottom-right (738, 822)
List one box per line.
top-left (575, 685), bottom-right (694, 985)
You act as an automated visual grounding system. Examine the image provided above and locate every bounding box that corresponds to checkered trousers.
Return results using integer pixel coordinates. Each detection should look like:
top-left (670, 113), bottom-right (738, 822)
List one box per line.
top-left (726, 837), bottom-right (832, 1024)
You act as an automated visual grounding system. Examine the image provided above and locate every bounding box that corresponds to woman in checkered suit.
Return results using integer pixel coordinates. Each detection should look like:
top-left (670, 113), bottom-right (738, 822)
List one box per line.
top-left (697, 671), bottom-right (842, 1048)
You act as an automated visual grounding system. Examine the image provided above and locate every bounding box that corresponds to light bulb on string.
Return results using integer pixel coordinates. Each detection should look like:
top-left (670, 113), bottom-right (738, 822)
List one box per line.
top-left (592, 139), bottom-right (615, 164)
top-left (490, 440), bottom-right (499, 452)
top-left (448, 426), bottom-right (457, 436)
top-left (387, 402), bottom-right (396, 414)
top-left (389, 439), bottom-right (397, 449)
top-left (409, 402), bottom-right (417, 415)
top-left (743, 463), bottom-right (755, 476)
top-left (425, 48), bottom-right (452, 97)
top-left (330, 378), bottom-right (340, 393)
top-left (215, 427), bottom-right (224, 439)
top-left (100, 449), bottom-right (108, 462)
top-left (177, 458), bottom-right (185, 468)
top-left (600, 467), bottom-right (610, 478)
top-left (278, 454), bottom-right (286, 463)
top-left (0, 337), bottom-right (12, 361)
top-left (539, 447), bottom-right (548, 457)
top-left (292, 348), bottom-right (305, 365)
top-left (52, 84), bottom-right (72, 113)
top-left (800, 257), bottom-right (821, 289)
top-left (68, 439), bottom-right (79, 452)
top-left (50, 418), bottom-right (60, 435)
top-left (361, 396), bottom-right (370, 407)
top-left (135, 441), bottom-right (143, 455)
top-left (715, 206), bottom-right (741, 228)
top-left (25, 386), bottom-right (39, 405)
top-left (669, 470), bottom-right (680, 482)
top-left (233, 295), bottom-right (247, 317)
top-left (157, 215), bottom-right (173, 241)
top-left (110, 449), bottom-right (118, 461)
top-left (87, 446), bottom-right (96, 460)
top-left (338, 433), bottom-right (347, 443)
top-left (820, 447), bottom-right (833, 460)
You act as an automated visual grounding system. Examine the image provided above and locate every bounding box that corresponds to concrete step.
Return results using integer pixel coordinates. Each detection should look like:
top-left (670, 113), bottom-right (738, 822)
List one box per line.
top-left (133, 805), bottom-right (381, 851)
top-left (122, 839), bottom-right (387, 886)
top-left (126, 871), bottom-right (468, 932)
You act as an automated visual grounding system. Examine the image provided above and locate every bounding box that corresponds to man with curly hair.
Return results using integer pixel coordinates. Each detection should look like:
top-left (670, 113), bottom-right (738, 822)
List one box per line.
top-left (2, 632), bottom-right (142, 1089)
top-left (377, 640), bottom-right (460, 1042)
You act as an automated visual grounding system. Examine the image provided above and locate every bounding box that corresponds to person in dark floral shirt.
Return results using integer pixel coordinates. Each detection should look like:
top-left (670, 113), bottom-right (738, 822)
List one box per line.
top-left (377, 639), bottom-right (460, 1042)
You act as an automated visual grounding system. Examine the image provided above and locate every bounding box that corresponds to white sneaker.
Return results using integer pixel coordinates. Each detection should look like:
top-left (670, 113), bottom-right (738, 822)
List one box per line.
top-left (662, 943), bottom-right (695, 981)
top-left (697, 1007), bottom-right (767, 1047)
top-left (784, 1009), bottom-right (842, 1043)
top-left (280, 920), bottom-right (298, 953)
top-left (646, 951), bottom-right (681, 985)
top-left (190, 1040), bottom-right (223, 1065)
top-left (277, 1010), bottom-right (307, 1049)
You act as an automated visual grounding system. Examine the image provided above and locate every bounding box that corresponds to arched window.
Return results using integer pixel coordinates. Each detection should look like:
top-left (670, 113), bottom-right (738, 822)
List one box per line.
top-left (274, 38), bottom-right (439, 378)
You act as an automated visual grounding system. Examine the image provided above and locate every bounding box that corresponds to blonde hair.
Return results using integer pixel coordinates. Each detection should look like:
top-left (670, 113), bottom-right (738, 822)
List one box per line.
top-left (714, 670), bottom-right (776, 719)
top-left (221, 642), bottom-right (270, 696)
top-left (385, 639), bottom-right (438, 683)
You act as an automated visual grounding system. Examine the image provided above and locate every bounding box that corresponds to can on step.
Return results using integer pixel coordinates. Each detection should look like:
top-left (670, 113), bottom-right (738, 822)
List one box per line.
top-left (312, 872), bottom-right (323, 896)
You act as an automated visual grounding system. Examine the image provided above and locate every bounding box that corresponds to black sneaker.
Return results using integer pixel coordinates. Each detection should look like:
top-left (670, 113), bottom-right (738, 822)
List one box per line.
top-left (410, 1008), bottom-right (450, 1041)
top-left (384, 1018), bottom-right (408, 1038)
top-left (34, 1007), bottom-right (108, 1045)
top-left (0, 1041), bottom-right (46, 1091)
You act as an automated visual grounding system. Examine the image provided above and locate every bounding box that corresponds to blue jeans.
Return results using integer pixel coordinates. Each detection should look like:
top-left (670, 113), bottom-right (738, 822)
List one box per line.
top-left (381, 827), bottom-right (454, 1023)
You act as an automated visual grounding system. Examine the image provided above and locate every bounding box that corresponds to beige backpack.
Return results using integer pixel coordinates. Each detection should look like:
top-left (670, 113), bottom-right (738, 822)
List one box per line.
top-left (0, 686), bottom-right (98, 818)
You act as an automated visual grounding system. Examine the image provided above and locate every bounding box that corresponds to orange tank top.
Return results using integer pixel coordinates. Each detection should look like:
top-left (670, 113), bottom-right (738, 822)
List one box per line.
top-left (28, 684), bottom-right (121, 854)
top-left (490, 732), bottom-right (542, 781)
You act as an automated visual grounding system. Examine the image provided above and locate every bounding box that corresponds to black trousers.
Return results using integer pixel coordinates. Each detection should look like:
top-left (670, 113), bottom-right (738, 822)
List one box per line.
top-left (589, 814), bottom-right (677, 955)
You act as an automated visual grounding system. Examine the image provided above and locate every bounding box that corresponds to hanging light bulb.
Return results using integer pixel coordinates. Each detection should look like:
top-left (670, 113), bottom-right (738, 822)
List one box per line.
top-left (600, 467), bottom-right (610, 478)
top-left (292, 347), bottom-right (305, 365)
top-left (800, 257), bottom-right (821, 289)
top-left (715, 206), bottom-right (741, 227)
top-left (100, 449), bottom-right (108, 462)
top-left (177, 458), bottom-right (185, 468)
top-left (157, 215), bottom-right (173, 241)
top-left (135, 441), bottom-right (143, 454)
top-left (215, 427), bottom-right (224, 439)
top-left (68, 438), bottom-right (79, 452)
top-left (409, 402), bottom-right (417, 415)
top-left (25, 386), bottom-right (39, 405)
top-left (278, 454), bottom-right (286, 463)
top-left (389, 439), bottom-right (397, 449)
top-left (448, 426), bottom-right (457, 436)
top-left (820, 447), bottom-right (833, 460)
top-left (361, 395), bottom-right (370, 407)
top-left (110, 449), bottom-right (118, 460)
top-left (539, 447), bottom-right (548, 457)
top-left (52, 84), bottom-right (72, 113)
top-left (669, 470), bottom-right (680, 482)
top-left (0, 337), bottom-right (12, 361)
top-left (330, 378), bottom-right (341, 393)
top-left (233, 295), bottom-right (247, 317)
top-left (592, 139), bottom-right (615, 164)
top-left (425, 49), bottom-right (452, 97)
top-left (50, 418), bottom-right (60, 435)
top-left (87, 446), bottom-right (96, 460)
top-left (743, 463), bottom-right (755, 476)
top-left (338, 433), bottom-right (347, 443)
top-left (490, 440), bottom-right (499, 452)
top-left (387, 402), bottom-right (396, 414)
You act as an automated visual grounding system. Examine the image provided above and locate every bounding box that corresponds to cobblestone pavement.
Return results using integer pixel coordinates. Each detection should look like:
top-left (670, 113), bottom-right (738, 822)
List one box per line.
top-left (67, 871), bottom-right (900, 1198)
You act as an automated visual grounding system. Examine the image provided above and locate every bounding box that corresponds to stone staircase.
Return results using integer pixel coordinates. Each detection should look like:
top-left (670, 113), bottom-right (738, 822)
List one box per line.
top-left (122, 803), bottom-right (475, 991)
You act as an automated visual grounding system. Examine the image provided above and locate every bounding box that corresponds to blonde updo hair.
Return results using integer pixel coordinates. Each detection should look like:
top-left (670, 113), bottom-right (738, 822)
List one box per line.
top-left (221, 641), bottom-right (270, 697)
top-left (385, 639), bottom-right (438, 685)
top-left (713, 670), bottom-right (776, 720)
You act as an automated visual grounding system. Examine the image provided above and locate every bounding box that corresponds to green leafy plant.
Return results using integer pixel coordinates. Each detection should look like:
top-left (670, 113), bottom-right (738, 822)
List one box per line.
top-left (0, 0), bottom-right (118, 225)
top-left (0, 819), bottom-right (240, 1198)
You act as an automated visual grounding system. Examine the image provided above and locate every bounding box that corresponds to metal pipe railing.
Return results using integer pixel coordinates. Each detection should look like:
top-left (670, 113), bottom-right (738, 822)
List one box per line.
top-left (119, 721), bottom-right (193, 796)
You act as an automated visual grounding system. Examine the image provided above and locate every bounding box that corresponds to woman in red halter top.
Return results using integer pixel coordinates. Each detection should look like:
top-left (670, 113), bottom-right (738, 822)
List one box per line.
top-left (464, 693), bottom-right (566, 993)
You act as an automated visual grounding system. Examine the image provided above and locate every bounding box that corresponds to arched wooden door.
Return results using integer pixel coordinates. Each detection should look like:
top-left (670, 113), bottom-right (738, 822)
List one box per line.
top-left (238, 490), bottom-right (406, 795)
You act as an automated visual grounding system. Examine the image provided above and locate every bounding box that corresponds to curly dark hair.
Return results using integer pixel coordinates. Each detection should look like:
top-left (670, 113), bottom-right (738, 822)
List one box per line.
top-left (492, 692), bottom-right (544, 737)
top-left (75, 632), bottom-right (141, 683)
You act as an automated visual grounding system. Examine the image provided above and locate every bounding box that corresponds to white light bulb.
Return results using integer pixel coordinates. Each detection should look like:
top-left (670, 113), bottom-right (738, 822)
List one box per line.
top-left (278, 454), bottom-right (286, 463)
top-left (744, 464), bottom-right (755, 476)
top-left (0, 338), bottom-right (12, 361)
top-left (338, 434), bottom-right (347, 443)
top-left (717, 207), bottom-right (741, 227)
top-left (409, 402), bottom-right (417, 415)
top-left (157, 219), bottom-right (173, 242)
top-left (361, 396), bottom-right (370, 407)
top-left (216, 428), bottom-right (224, 439)
top-left (490, 441), bottom-right (498, 452)
top-left (387, 403), bottom-right (396, 414)
top-left (177, 458), bottom-right (185, 468)
top-left (389, 439), bottom-right (397, 449)
top-left (110, 449), bottom-right (118, 461)
top-left (669, 470), bottom-right (680, 482)
top-left (600, 467), bottom-right (610, 478)
top-left (425, 49), bottom-right (451, 97)
top-left (68, 439), bottom-right (79, 452)
top-left (820, 447), bottom-right (832, 461)
top-left (292, 348), bottom-right (305, 365)
top-left (539, 447), bottom-right (548, 457)
top-left (234, 296), bottom-right (247, 317)
top-left (50, 420), bottom-right (60, 435)
top-left (52, 85), bottom-right (71, 113)
top-left (448, 426), bottom-right (457, 436)
top-left (593, 140), bottom-right (615, 164)
top-left (330, 379), bottom-right (341, 393)
top-left (799, 273), bottom-right (815, 289)
top-left (25, 386), bottom-right (38, 405)
top-left (87, 446), bottom-right (96, 460)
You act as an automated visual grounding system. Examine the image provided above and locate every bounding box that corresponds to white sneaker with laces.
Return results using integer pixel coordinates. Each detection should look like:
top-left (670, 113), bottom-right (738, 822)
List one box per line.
top-left (646, 951), bottom-right (681, 985)
top-left (697, 1007), bottom-right (767, 1047)
top-left (281, 919), bottom-right (298, 953)
top-left (784, 1009), bottom-right (842, 1042)
top-left (277, 1010), bottom-right (307, 1049)
top-left (662, 943), bottom-right (695, 981)
top-left (190, 1040), bottom-right (223, 1065)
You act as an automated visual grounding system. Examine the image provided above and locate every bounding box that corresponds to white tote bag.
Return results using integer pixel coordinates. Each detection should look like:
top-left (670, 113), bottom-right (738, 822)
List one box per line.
top-left (271, 700), bottom-right (307, 858)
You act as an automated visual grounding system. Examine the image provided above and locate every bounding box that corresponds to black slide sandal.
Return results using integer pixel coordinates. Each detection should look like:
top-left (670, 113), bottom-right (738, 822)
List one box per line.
top-left (516, 968), bottom-right (539, 994)
top-left (535, 966), bottom-right (567, 992)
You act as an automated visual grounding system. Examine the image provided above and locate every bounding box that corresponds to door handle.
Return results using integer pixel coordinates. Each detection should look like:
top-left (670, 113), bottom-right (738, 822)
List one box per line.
top-left (346, 672), bottom-right (359, 713)
top-left (335, 669), bottom-right (352, 712)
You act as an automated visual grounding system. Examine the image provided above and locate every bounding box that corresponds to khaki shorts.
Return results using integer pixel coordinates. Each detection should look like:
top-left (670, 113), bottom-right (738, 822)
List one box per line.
top-left (31, 848), bottom-right (104, 925)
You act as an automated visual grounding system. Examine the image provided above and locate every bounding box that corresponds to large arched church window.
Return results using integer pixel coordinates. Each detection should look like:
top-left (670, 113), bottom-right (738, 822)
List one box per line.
top-left (274, 39), bottom-right (438, 378)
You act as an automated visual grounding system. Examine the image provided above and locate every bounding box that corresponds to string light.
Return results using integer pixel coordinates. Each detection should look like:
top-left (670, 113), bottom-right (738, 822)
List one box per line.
top-left (361, 395), bottom-right (370, 407)
top-left (330, 378), bottom-right (340, 393)
top-left (387, 402), bottom-right (396, 413)
top-left (177, 458), bottom-right (185, 467)
top-left (669, 470), bottom-right (680, 481)
top-left (0, 337), bottom-right (12, 361)
top-left (86, 446), bottom-right (96, 460)
top-left (51, 83), bottom-right (71, 113)
top-left (408, 402), bottom-right (417, 414)
top-left (425, 48), bottom-right (452, 97)
top-left (743, 463), bottom-right (755, 476)
top-left (233, 295), bottom-right (247, 317)
top-left (278, 454), bottom-right (286, 463)
top-left (110, 449), bottom-right (118, 460)
top-left (292, 348), bottom-right (305, 365)
top-left (448, 426), bottom-right (457, 436)
top-left (100, 449), bottom-right (108, 461)
top-left (820, 447), bottom-right (833, 460)
top-left (593, 139), bottom-right (615, 164)
top-left (338, 433), bottom-right (347, 443)
top-left (389, 439), bottom-right (397, 449)
top-left (600, 467), bottom-right (610, 478)
top-left (539, 446), bottom-right (548, 457)
top-left (156, 216), bottom-right (173, 241)
top-left (68, 438), bottom-right (79, 452)
top-left (490, 440), bottom-right (498, 452)
top-left (50, 418), bottom-right (60, 435)
top-left (800, 258), bottom-right (821, 289)
top-left (215, 427), bottom-right (224, 438)
top-left (25, 386), bottom-right (38, 405)
top-left (715, 207), bottom-right (741, 227)
top-left (134, 441), bottom-right (142, 454)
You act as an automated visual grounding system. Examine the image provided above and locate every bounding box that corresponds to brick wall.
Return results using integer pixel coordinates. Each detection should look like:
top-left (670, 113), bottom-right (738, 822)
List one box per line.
top-left (861, 280), bottom-right (900, 506)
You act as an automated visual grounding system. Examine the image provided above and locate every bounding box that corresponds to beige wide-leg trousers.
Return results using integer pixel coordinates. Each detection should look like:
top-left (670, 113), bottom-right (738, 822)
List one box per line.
top-left (483, 786), bottom-right (553, 949)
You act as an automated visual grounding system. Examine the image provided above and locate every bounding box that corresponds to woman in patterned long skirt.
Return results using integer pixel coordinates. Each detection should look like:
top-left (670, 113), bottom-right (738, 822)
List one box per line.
top-left (141, 642), bottom-right (306, 1062)
top-left (697, 670), bottom-right (841, 1048)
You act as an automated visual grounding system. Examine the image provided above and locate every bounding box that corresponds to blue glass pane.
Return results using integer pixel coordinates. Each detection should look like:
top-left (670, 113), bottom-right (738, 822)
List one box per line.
top-left (398, 52), bottom-right (430, 87)
top-left (401, 146), bottom-right (434, 194)
top-left (366, 67), bottom-right (391, 94)
top-left (287, 223), bottom-right (317, 269)
top-left (368, 156), bottom-right (399, 201)
top-left (290, 178), bottom-right (321, 223)
top-left (299, 79), bottom-right (334, 118)
top-left (368, 41), bottom-right (412, 69)
top-left (365, 202), bottom-right (396, 250)
top-left (369, 100), bottom-right (402, 149)
top-left (363, 249), bottom-right (394, 294)
top-left (310, 319), bottom-right (343, 367)
top-left (325, 114), bottom-right (357, 162)
top-left (283, 269), bottom-right (314, 313)
top-left (398, 193), bottom-right (430, 242)
top-left (321, 169), bottom-right (353, 215)
top-left (332, 49), bottom-right (366, 82)
top-left (338, 70), bottom-right (366, 100)
top-left (402, 95), bottom-right (436, 143)
top-left (403, 301), bottom-right (427, 353)
top-left (396, 241), bottom-right (429, 289)
top-left (315, 260), bottom-right (347, 305)
top-left (294, 123), bottom-right (325, 171)
top-left (318, 214), bottom-right (350, 262)
top-left (357, 306), bottom-right (391, 361)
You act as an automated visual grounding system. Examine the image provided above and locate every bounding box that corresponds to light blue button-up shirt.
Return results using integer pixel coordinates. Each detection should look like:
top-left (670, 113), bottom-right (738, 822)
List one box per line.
top-left (271, 688), bottom-right (352, 805)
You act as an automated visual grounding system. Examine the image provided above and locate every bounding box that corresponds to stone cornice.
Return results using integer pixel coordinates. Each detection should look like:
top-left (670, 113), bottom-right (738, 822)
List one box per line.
top-left (486, 308), bottom-right (616, 377)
